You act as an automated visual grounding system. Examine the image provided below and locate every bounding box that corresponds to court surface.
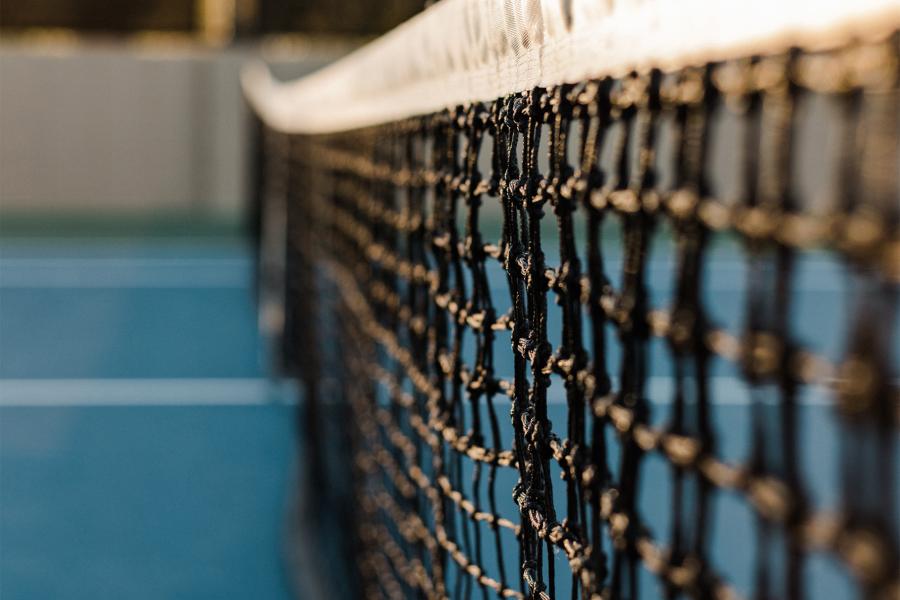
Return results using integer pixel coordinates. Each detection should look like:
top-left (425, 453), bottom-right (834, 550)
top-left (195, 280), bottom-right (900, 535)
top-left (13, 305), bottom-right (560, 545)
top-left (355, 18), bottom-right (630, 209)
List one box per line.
top-left (0, 234), bottom-right (882, 600)
top-left (0, 237), bottom-right (298, 600)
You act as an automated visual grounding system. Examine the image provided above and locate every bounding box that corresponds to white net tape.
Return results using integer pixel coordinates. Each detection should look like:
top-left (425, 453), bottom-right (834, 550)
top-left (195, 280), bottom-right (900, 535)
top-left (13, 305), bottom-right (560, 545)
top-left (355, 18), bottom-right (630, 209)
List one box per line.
top-left (243, 0), bottom-right (900, 133)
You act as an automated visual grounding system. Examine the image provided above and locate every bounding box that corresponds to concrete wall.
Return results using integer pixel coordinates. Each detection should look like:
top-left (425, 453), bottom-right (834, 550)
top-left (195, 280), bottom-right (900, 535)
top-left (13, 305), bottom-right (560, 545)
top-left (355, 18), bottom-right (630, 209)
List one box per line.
top-left (0, 40), bottom-right (334, 221)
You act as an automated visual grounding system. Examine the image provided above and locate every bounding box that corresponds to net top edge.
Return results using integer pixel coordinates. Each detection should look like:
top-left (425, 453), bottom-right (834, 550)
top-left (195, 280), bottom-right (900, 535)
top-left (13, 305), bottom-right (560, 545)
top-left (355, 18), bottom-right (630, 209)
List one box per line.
top-left (243, 0), bottom-right (900, 135)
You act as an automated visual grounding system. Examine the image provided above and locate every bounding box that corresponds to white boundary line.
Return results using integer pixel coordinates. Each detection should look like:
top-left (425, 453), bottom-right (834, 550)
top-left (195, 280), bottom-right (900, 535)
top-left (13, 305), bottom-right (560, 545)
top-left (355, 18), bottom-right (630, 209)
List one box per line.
top-left (0, 256), bottom-right (846, 291)
top-left (0, 278), bottom-right (250, 289)
top-left (0, 258), bottom-right (252, 288)
top-left (0, 376), bottom-right (836, 407)
top-left (0, 259), bottom-right (250, 267)
top-left (0, 378), bottom-right (298, 407)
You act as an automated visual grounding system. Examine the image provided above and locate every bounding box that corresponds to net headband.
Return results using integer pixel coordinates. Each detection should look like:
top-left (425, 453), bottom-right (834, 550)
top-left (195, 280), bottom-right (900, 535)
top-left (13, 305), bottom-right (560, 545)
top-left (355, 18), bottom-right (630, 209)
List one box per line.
top-left (243, 0), bottom-right (900, 134)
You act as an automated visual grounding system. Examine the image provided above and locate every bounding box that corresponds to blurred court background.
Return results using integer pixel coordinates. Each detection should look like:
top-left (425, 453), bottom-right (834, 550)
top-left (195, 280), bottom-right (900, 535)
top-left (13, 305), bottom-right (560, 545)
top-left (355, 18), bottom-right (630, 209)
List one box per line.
top-left (5, 3), bottom-right (892, 600)
top-left (0, 2), bottom-right (417, 599)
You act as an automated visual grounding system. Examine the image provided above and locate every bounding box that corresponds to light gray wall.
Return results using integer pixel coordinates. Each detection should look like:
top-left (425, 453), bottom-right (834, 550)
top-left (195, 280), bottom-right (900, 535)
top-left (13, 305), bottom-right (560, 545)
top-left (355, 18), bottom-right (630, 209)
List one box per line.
top-left (0, 40), bottom-right (335, 220)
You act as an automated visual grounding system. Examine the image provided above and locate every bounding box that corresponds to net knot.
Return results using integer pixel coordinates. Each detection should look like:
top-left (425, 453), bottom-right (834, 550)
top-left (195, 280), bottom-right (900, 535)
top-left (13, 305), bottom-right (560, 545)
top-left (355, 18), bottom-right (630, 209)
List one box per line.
top-left (521, 560), bottom-right (546, 596)
top-left (511, 96), bottom-right (530, 132)
top-left (466, 103), bottom-right (490, 131)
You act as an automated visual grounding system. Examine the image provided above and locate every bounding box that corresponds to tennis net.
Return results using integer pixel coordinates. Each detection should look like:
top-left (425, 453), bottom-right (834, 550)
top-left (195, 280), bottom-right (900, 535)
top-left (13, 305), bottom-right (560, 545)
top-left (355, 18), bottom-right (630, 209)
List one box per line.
top-left (245, 2), bottom-right (900, 598)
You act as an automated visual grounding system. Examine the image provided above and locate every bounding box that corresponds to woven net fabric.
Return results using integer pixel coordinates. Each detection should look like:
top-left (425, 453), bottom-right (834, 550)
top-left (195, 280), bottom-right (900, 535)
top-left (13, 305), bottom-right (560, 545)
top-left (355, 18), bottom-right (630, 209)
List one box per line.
top-left (251, 28), bottom-right (900, 600)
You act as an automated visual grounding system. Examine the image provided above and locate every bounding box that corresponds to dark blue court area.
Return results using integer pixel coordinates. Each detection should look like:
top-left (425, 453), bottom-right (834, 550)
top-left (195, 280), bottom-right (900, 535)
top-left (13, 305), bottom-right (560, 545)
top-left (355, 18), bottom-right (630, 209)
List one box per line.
top-left (0, 237), bottom-right (298, 600)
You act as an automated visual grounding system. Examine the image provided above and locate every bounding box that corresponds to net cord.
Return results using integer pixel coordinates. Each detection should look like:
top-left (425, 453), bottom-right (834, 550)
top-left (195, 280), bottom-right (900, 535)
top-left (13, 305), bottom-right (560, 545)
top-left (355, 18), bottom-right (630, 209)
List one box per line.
top-left (242, 0), bottom-right (900, 134)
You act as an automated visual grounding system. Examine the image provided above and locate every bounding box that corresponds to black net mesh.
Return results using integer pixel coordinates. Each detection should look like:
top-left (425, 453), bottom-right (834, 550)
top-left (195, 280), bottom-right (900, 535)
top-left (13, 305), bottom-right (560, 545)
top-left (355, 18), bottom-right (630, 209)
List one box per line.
top-left (253, 39), bottom-right (900, 600)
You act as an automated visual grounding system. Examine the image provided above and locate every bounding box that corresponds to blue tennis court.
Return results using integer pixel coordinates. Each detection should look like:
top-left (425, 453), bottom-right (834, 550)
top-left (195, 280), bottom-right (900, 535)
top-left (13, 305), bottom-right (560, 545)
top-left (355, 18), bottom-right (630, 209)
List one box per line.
top-left (0, 229), bottom-right (888, 600)
top-left (0, 237), bottom-right (299, 600)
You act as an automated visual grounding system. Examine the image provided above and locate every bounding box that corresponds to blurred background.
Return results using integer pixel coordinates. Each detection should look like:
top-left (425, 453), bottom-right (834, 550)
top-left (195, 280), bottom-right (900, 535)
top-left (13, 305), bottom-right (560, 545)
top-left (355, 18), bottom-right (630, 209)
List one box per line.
top-left (0, 2), bottom-right (417, 599)
top-left (5, 3), bottom-right (897, 600)
top-left (0, 0), bottom-right (423, 228)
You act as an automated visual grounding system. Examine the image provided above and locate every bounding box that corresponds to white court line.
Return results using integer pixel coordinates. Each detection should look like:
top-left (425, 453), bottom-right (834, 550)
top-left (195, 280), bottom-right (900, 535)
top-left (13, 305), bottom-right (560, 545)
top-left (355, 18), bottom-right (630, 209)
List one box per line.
top-left (0, 376), bottom-right (839, 407)
top-left (0, 257), bottom-right (846, 291)
top-left (519, 377), bottom-right (836, 406)
top-left (0, 378), bottom-right (298, 407)
top-left (367, 376), bottom-right (836, 406)
top-left (0, 259), bottom-right (250, 266)
top-left (0, 237), bottom-right (243, 245)
top-left (0, 258), bottom-right (252, 288)
top-left (602, 376), bottom-right (834, 406)
top-left (0, 278), bottom-right (250, 289)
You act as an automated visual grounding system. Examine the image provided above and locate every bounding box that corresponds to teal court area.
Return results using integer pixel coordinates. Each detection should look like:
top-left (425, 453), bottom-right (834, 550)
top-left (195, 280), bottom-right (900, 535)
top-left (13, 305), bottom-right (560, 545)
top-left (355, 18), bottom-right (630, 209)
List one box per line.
top-left (0, 233), bottom-right (886, 600)
top-left (0, 237), bottom-right (298, 600)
